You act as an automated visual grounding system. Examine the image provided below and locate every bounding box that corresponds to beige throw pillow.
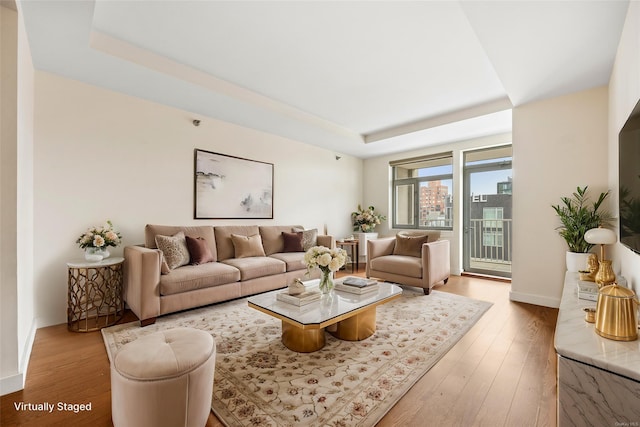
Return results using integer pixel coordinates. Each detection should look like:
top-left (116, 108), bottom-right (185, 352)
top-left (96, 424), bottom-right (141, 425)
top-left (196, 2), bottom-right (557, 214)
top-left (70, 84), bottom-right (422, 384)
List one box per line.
top-left (230, 234), bottom-right (266, 258)
top-left (393, 234), bottom-right (429, 258)
top-left (155, 231), bottom-right (191, 270)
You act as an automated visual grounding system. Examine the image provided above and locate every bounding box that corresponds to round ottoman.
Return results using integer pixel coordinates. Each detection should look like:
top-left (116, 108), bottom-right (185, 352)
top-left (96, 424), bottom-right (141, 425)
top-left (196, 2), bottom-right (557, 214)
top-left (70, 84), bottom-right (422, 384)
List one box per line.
top-left (111, 327), bottom-right (216, 427)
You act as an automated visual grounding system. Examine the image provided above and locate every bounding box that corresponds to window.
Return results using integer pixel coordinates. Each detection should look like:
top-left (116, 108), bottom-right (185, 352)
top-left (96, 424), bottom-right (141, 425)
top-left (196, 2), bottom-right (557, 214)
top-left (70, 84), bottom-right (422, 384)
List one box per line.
top-left (391, 153), bottom-right (453, 229)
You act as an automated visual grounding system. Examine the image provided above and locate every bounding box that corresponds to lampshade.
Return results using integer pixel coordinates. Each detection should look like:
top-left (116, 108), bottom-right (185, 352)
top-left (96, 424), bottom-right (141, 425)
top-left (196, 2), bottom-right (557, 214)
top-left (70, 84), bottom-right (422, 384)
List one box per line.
top-left (584, 227), bottom-right (617, 245)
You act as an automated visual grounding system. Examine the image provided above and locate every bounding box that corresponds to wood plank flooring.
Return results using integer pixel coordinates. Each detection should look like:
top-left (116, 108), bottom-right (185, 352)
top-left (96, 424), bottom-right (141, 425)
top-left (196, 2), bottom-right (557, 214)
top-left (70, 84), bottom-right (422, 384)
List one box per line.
top-left (1, 268), bottom-right (558, 427)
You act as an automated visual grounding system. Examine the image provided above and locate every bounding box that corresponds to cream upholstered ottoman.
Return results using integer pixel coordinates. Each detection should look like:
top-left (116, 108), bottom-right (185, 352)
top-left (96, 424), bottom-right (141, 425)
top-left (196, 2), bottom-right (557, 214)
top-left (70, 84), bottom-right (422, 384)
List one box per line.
top-left (111, 327), bottom-right (216, 427)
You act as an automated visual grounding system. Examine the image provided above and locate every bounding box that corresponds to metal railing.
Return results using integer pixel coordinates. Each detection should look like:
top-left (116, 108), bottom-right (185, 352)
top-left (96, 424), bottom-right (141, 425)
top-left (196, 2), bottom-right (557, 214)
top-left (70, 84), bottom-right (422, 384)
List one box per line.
top-left (468, 219), bottom-right (512, 273)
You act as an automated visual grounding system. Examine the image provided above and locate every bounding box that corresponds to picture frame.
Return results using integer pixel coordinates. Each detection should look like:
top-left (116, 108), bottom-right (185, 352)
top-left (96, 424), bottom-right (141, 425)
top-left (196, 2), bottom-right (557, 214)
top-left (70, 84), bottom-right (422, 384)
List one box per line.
top-left (194, 149), bottom-right (274, 219)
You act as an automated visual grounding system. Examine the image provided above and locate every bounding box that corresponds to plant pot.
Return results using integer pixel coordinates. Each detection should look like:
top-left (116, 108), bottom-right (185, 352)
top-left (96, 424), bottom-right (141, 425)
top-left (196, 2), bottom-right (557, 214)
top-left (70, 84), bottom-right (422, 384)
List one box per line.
top-left (566, 251), bottom-right (591, 272)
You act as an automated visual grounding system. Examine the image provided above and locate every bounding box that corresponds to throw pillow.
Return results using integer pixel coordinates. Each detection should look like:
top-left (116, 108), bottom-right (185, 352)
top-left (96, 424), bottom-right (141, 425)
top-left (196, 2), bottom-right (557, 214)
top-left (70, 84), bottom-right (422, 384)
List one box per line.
top-left (155, 249), bottom-right (171, 275)
top-left (185, 235), bottom-right (215, 265)
top-left (155, 231), bottom-right (190, 270)
top-left (282, 231), bottom-right (304, 252)
top-left (230, 234), bottom-right (266, 258)
top-left (292, 227), bottom-right (318, 251)
top-left (393, 234), bottom-right (429, 258)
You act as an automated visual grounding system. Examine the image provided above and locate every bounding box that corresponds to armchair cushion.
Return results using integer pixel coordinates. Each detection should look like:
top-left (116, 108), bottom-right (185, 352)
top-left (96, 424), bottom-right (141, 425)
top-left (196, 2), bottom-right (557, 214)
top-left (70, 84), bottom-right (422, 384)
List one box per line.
top-left (369, 255), bottom-right (422, 278)
top-left (393, 234), bottom-right (429, 257)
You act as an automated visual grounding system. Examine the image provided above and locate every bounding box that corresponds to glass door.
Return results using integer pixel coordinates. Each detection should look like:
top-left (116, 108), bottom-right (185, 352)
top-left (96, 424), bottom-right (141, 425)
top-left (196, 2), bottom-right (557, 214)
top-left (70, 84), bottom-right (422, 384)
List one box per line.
top-left (463, 147), bottom-right (512, 278)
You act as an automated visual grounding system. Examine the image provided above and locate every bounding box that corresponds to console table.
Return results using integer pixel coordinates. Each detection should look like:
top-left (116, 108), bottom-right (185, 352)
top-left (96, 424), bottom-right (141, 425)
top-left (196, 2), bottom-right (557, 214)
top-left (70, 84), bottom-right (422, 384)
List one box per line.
top-left (555, 272), bottom-right (640, 426)
top-left (67, 257), bottom-right (124, 332)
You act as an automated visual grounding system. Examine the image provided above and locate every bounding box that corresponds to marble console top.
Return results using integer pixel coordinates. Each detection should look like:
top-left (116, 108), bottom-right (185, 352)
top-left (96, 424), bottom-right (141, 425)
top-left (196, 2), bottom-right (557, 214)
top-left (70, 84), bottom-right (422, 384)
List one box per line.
top-left (555, 272), bottom-right (640, 382)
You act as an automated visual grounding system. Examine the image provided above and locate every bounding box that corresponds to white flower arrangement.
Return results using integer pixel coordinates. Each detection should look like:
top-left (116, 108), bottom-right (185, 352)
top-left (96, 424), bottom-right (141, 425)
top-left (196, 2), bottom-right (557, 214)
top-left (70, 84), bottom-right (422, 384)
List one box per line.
top-left (303, 246), bottom-right (347, 274)
top-left (352, 204), bottom-right (387, 233)
top-left (76, 220), bottom-right (122, 250)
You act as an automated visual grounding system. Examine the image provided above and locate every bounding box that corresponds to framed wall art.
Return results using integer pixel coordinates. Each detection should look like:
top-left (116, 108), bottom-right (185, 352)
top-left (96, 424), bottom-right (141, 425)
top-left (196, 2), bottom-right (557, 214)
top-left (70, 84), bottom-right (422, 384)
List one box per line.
top-left (194, 149), bottom-right (274, 219)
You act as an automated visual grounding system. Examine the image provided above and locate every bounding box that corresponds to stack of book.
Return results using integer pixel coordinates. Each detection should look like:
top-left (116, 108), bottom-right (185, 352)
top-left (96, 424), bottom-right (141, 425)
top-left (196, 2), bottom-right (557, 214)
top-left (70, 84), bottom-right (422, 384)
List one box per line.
top-left (577, 280), bottom-right (598, 301)
top-left (335, 277), bottom-right (379, 295)
top-left (276, 290), bottom-right (321, 306)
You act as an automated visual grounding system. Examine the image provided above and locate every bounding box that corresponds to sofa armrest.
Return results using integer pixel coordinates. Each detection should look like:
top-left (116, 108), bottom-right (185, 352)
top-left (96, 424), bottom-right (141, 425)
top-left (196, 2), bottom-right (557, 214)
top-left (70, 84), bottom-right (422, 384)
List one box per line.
top-left (422, 239), bottom-right (450, 287)
top-left (317, 234), bottom-right (335, 249)
top-left (123, 245), bottom-right (161, 324)
top-left (367, 237), bottom-right (395, 260)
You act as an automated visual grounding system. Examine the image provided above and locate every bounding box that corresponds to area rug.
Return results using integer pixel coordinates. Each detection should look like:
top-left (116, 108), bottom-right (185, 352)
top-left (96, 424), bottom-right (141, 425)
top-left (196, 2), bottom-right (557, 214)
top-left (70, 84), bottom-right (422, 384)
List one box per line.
top-left (102, 287), bottom-right (491, 427)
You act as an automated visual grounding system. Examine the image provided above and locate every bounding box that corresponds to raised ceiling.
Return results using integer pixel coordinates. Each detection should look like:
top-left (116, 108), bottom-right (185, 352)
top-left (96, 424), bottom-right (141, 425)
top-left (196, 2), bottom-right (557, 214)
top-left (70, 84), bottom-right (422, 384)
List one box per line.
top-left (19, 1), bottom-right (629, 158)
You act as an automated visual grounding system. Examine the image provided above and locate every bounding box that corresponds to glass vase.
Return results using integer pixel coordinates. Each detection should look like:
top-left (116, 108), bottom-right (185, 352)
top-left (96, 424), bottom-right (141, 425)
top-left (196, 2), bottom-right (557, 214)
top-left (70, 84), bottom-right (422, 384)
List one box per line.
top-left (319, 269), bottom-right (334, 294)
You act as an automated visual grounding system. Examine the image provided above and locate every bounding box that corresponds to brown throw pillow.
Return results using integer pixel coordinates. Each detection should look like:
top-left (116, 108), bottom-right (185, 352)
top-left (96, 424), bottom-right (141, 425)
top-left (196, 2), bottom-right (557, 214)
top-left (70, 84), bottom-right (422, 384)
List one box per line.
top-left (155, 231), bottom-right (190, 270)
top-left (185, 235), bottom-right (215, 265)
top-left (230, 234), bottom-right (266, 258)
top-left (393, 234), bottom-right (429, 258)
top-left (282, 231), bottom-right (304, 252)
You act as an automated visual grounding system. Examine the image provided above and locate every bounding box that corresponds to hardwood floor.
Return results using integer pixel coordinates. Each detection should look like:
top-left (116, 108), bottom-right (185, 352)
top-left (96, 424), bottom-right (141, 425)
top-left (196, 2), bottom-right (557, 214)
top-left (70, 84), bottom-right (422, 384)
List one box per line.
top-left (1, 268), bottom-right (558, 427)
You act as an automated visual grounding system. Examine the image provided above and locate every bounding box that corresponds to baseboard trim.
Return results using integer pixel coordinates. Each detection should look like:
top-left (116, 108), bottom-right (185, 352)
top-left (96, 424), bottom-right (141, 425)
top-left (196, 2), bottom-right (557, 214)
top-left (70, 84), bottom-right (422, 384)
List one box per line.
top-left (509, 290), bottom-right (560, 309)
top-left (1, 372), bottom-right (24, 396)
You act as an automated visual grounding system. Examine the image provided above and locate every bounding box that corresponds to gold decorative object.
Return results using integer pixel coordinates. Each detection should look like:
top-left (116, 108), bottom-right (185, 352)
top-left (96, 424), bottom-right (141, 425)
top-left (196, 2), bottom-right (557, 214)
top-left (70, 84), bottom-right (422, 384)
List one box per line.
top-left (579, 254), bottom-right (599, 281)
top-left (595, 283), bottom-right (639, 341)
top-left (594, 259), bottom-right (616, 287)
top-left (583, 307), bottom-right (596, 323)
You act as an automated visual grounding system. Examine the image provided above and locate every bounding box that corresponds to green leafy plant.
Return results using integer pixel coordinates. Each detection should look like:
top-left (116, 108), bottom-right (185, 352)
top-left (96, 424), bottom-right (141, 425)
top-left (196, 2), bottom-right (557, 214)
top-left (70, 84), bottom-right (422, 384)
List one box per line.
top-left (551, 186), bottom-right (612, 253)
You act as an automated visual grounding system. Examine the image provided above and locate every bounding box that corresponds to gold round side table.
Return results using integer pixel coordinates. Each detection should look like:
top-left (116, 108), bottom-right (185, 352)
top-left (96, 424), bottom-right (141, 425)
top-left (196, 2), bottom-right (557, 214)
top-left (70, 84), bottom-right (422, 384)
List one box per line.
top-left (66, 257), bottom-right (124, 332)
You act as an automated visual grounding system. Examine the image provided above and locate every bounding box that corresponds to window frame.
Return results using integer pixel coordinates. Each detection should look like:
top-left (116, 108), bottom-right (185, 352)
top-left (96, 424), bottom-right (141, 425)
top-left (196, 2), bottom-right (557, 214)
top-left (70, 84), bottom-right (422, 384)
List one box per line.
top-left (391, 153), bottom-right (454, 230)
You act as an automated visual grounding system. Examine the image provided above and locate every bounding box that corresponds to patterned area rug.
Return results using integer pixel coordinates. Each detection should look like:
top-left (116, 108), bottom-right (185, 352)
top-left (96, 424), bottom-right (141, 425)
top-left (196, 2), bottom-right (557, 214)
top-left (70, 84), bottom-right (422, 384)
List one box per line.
top-left (102, 286), bottom-right (491, 427)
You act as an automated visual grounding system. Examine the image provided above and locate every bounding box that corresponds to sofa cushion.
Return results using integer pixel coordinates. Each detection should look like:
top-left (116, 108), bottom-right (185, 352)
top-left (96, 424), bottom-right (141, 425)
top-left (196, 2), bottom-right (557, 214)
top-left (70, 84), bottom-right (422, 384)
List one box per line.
top-left (393, 234), bottom-right (429, 258)
top-left (221, 257), bottom-right (286, 281)
top-left (282, 232), bottom-right (304, 253)
top-left (155, 232), bottom-right (190, 270)
top-left (214, 225), bottom-right (260, 261)
top-left (258, 225), bottom-right (304, 255)
top-left (370, 255), bottom-right (422, 278)
top-left (185, 236), bottom-right (215, 265)
top-left (292, 227), bottom-right (318, 251)
top-left (269, 252), bottom-right (306, 272)
top-left (230, 234), bottom-right (266, 258)
top-left (159, 262), bottom-right (241, 296)
top-left (145, 225), bottom-right (217, 262)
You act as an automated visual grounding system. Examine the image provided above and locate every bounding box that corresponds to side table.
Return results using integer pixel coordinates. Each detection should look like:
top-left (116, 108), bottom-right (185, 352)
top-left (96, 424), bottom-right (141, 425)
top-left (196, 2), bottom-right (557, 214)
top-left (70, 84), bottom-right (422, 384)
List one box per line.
top-left (337, 240), bottom-right (359, 273)
top-left (67, 257), bottom-right (124, 332)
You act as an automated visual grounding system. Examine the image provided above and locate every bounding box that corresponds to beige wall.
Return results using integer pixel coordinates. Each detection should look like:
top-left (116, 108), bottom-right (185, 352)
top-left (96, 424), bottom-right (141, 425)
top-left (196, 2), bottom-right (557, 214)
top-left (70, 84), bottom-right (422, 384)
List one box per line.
top-left (609, 1), bottom-right (640, 293)
top-left (511, 87), bottom-right (609, 307)
top-left (32, 71), bottom-right (362, 328)
top-left (1, 3), bottom-right (35, 395)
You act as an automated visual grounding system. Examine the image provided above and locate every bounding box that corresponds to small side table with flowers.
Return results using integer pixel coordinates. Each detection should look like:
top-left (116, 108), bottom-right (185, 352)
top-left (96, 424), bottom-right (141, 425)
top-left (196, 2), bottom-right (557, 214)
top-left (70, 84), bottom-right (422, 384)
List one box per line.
top-left (67, 257), bottom-right (124, 332)
top-left (69, 220), bottom-right (124, 332)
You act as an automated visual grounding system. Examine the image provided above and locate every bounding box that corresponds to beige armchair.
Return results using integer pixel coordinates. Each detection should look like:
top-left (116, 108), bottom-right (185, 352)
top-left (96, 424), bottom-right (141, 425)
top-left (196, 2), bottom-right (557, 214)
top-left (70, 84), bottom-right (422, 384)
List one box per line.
top-left (366, 231), bottom-right (450, 295)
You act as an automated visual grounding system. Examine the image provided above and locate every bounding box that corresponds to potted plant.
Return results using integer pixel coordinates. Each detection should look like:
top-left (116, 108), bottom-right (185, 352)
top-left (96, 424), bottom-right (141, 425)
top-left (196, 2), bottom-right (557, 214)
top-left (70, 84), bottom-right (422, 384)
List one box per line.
top-left (552, 186), bottom-right (612, 271)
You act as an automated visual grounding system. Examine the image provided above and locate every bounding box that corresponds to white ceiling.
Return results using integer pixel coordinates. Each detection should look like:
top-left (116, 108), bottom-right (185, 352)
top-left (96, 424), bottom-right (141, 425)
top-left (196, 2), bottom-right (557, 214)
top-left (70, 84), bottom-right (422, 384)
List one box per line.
top-left (19, 1), bottom-right (629, 158)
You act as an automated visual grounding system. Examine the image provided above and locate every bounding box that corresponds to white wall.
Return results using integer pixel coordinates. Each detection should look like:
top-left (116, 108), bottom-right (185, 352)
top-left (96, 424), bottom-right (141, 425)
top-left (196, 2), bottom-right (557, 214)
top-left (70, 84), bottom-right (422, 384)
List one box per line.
top-left (1, 3), bottom-right (36, 395)
top-left (511, 86), bottom-right (609, 307)
top-left (609, 2), bottom-right (640, 293)
top-left (33, 71), bottom-right (363, 327)
top-left (363, 133), bottom-right (512, 275)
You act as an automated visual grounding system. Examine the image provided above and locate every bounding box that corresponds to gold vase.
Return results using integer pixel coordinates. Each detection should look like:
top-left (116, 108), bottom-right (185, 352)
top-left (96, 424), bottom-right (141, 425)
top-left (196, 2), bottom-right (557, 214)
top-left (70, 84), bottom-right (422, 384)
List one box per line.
top-left (595, 260), bottom-right (615, 287)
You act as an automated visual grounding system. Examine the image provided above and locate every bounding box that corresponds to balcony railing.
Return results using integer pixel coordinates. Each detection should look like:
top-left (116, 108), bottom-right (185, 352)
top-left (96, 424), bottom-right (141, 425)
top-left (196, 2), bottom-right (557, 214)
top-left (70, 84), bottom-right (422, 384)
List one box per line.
top-left (468, 218), bottom-right (512, 274)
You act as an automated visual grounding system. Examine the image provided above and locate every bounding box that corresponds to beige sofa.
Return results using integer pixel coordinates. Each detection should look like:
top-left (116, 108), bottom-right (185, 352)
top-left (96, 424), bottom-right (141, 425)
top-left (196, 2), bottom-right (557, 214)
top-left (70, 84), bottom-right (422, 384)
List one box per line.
top-left (124, 224), bottom-right (333, 325)
top-left (366, 230), bottom-right (450, 295)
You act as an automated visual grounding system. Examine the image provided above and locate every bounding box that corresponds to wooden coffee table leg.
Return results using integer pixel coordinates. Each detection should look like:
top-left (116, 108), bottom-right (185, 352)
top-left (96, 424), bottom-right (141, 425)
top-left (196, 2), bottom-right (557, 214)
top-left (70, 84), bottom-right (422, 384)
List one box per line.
top-left (328, 307), bottom-right (377, 341)
top-left (281, 321), bottom-right (325, 353)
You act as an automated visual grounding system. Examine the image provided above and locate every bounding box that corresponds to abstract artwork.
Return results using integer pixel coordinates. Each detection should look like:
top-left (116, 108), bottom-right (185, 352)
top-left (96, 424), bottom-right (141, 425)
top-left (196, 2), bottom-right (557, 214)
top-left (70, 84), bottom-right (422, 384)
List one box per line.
top-left (194, 149), bottom-right (273, 219)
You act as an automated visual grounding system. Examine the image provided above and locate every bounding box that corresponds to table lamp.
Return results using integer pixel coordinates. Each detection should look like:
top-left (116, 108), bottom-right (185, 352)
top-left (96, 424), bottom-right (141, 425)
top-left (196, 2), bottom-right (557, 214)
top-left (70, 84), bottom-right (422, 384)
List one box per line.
top-left (584, 227), bottom-right (617, 287)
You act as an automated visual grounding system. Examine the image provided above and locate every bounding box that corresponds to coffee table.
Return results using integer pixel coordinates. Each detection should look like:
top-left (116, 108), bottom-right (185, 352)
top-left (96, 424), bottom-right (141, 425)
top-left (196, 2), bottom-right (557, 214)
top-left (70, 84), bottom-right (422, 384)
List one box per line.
top-left (247, 280), bottom-right (402, 352)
